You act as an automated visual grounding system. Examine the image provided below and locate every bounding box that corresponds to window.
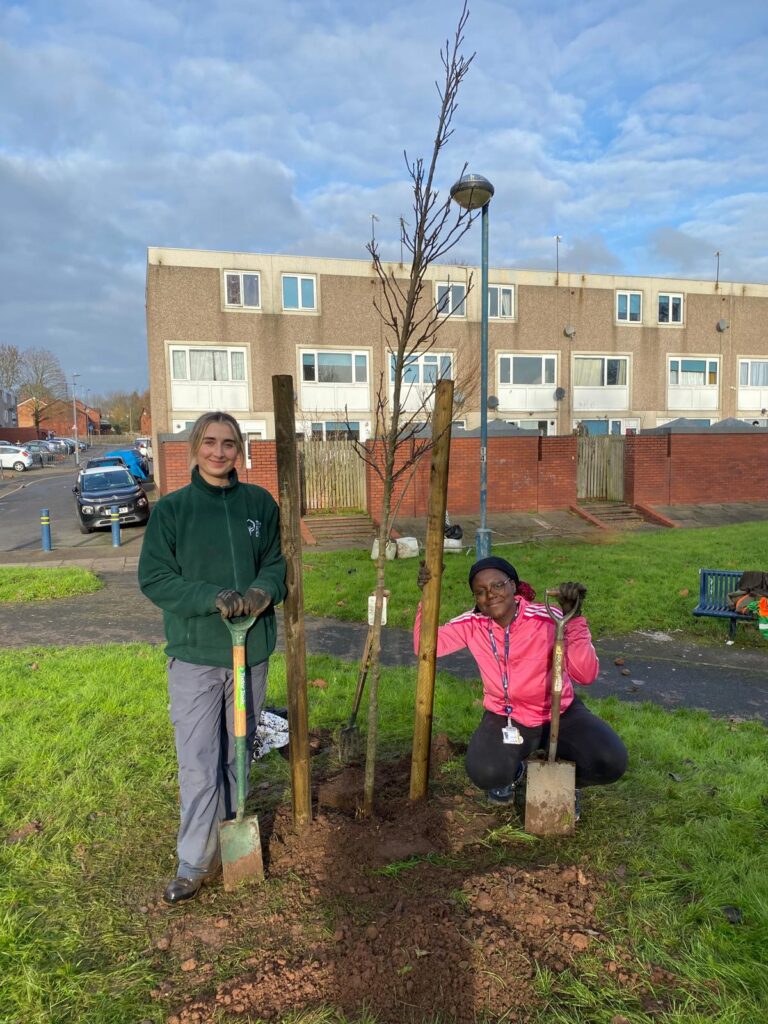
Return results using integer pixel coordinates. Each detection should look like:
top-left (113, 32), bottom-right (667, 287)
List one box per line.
top-left (739, 359), bottom-right (768, 387)
top-left (390, 352), bottom-right (453, 384)
top-left (658, 292), bottom-right (683, 324)
top-left (436, 282), bottom-right (466, 317)
top-left (669, 359), bottom-right (718, 386)
top-left (616, 291), bottom-right (642, 323)
top-left (311, 420), bottom-right (361, 440)
top-left (575, 419), bottom-right (625, 436)
top-left (224, 271), bottom-right (260, 309)
top-left (302, 351), bottom-right (368, 384)
top-left (499, 355), bottom-right (555, 386)
top-left (573, 356), bottom-right (628, 386)
top-left (170, 346), bottom-right (246, 381)
top-left (488, 284), bottom-right (514, 318)
top-left (282, 274), bottom-right (316, 310)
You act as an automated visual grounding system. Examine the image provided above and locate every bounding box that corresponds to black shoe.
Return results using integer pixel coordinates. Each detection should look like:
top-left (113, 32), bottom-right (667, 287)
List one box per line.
top-left (162, 876), bottom-right (203, 905)
top-left (487, 761), bottom-right (527, 805)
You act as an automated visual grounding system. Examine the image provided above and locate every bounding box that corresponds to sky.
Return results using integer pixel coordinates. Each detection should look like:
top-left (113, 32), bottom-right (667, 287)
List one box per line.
top-left (1, 0), bottom-right (767, 396)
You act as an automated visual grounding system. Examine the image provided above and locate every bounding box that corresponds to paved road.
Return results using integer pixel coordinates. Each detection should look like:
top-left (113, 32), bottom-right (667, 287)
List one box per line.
top-left (2, 570), bottom-right (765, 724)
top-left (0, 444), bottom-right (149, 557)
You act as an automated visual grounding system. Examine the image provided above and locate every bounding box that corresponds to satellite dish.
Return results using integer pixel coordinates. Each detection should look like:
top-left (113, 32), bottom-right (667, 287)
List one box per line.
top-left (563, 324), bottom-right (576, 337)
top-left (554, 387), bottom-right (566, 401)
top-left (487, 395), bottom-right (500, 409)
top-left (716, 319), bottom-right (729, 332)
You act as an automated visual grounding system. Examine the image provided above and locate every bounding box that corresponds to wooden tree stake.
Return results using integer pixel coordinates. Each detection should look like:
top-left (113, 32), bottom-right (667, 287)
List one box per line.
top-left (409, 378), bottom-right (454, 800)
top-left (272, 374), bottom-right (312, 830)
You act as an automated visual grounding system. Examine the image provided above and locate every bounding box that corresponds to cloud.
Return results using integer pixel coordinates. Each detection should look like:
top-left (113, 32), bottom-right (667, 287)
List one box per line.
top-left (0, 0), bottom-right (767, 391)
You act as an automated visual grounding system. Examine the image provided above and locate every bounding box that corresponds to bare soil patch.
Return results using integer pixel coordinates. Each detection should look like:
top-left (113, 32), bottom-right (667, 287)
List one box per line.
top-left (144, 737), bottom-right (686, 1024)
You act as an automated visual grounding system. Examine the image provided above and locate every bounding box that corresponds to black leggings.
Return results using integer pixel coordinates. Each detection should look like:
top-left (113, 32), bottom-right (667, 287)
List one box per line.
top-left (465, 698), bottom-right (628, 791)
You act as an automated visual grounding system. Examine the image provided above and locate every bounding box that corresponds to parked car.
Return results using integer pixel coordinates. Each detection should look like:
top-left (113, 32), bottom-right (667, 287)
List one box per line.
top-left (0, 444), bottom-right (35, 472)
top-left (72, 467), bottom-right (150, 534)
top-left (135, 436), bottom-right (153, 459)
top-left (85, 455), bottom-right (130, 472)
top-left (51, 437), bottom-right (76, 453)
top-left (43, 437), bottom-right (69, 453)
top-left (20, 440), bottom-right (57, 461)
top-left (106, 448), bottom-right (148, 480)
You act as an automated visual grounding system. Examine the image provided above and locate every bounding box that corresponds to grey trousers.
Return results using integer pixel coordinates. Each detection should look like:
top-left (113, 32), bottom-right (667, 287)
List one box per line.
top-left (167, 657), bottom-right (269, 880)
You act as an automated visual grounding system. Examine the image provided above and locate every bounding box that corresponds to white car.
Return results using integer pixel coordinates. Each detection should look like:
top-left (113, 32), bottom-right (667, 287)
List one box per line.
top-left (0, 444), bottom-right (35, 472)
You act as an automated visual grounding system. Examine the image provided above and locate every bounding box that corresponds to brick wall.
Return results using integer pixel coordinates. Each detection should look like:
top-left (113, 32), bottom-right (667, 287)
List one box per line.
top-left (625, 434), bottom-right (768, 505)
top-left (156, 438), bottom-right (279, 498)
top-left (0, 427), bottom-right (45, 442)
top-left (366, 435), bottom-right (578, 523)
top-left (158, 432), bottom-right (768, 513)
top-left (624, 435), bottom-right (671, 505)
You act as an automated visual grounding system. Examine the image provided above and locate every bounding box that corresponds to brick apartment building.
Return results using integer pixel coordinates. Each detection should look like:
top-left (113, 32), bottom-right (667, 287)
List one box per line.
top-left (145, 247), bottom-right (768, 496)
top-left (17, 397), bottom-right (101, 439)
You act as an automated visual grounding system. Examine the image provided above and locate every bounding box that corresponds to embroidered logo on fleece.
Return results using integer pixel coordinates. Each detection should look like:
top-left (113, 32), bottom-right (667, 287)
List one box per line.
top-left (247, 519), bottom-right (261, 537)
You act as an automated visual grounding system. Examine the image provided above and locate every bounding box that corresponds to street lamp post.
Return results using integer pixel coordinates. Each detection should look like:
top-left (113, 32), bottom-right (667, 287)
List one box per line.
top-left (450, 172), bottom-right (495, 559)
top-left (85, 388), bottom-right (91, 448)
top-left (71, 372), bottom-right (80, 466)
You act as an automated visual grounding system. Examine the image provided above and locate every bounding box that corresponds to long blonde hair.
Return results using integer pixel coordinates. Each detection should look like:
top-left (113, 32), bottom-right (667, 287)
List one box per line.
top-left (188, 412), bottom-right (245, 470)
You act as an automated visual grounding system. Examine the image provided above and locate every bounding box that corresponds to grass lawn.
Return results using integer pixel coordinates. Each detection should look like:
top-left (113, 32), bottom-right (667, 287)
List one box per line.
top-left (0, 566), bottom-right (102, 603)
top-left (1, 643), bottom-right (766, 1024)
top-left (302, 521), bottom-right (768, 644)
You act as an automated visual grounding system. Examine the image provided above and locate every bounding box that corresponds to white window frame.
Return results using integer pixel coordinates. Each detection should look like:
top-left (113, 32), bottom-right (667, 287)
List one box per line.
top-left (223, 271), bottom-right (261, 310)
top-left (488, 284), bottom-right (515, 319)
top-left (573, 355), bottom-right (629, 387)
top-left (657, 292), bottom-right (683, 325)
top-left (436, 282), bottom-right (466, 317)
top-left (169, 345), bottom-right (248, 383)
top-left (616, 290), bottom-right (642, 324)
top-left (390, 351), bottom-right (453, 386)
top-left (505, 419), bottom-right (558, 435)
top-left (668, 357), bottom-right (719, 387)
top-left (282, 273), bottom-right (317, 311)
top-left (498, 354), bottom-right (556, 387)
top-left (739, 359), bottom-right (768, 388)
top-left (573, 418), bottom-right (639, 436)
top-left (301, 350), bottom-right (369, 385)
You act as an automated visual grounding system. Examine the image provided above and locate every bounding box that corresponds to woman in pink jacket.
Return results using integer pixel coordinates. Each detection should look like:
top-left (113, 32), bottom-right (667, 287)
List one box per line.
top-left (414, 556), bottom-right (627, 814)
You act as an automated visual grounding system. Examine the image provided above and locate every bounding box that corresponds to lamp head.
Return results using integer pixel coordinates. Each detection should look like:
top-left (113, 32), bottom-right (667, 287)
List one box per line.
top-left (450, 173), bottom-right (495, 211)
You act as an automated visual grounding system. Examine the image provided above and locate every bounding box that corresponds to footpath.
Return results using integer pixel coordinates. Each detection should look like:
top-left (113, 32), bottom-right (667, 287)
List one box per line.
top-left (1, 502), bottom-right (767, 724)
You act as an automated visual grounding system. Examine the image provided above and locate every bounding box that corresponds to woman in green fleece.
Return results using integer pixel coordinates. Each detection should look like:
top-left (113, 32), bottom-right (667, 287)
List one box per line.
top-left (139, 411), bottom-right (286, 905)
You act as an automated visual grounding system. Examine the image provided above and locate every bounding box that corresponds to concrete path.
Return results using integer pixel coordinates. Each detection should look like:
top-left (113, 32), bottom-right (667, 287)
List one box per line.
top-left (2, 569), bottom-right (766, 724)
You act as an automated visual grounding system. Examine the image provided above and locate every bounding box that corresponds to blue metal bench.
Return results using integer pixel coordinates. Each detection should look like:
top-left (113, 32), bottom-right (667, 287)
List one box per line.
top-left (692, 569), bottom-right (755, 639)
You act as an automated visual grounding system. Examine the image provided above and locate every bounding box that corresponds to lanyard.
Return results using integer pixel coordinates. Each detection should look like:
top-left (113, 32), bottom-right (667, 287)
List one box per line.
top-left (487, 622), bottom-right (513, 718)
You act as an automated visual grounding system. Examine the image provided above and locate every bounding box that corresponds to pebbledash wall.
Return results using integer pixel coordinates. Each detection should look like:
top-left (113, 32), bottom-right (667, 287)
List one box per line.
top-left (156, 432), bottom-right (768, 517)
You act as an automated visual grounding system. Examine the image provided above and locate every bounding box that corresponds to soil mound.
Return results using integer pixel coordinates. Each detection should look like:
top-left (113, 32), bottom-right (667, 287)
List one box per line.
top-left (153, 750), bottom-right (681, 1024)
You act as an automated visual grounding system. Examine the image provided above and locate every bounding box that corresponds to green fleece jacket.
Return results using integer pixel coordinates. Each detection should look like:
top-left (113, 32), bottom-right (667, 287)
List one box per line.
top-left (138, 468), bottom-right (287, 668)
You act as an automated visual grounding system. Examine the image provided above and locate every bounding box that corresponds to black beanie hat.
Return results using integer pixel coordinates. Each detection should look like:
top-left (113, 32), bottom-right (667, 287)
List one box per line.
top-left (468, 557), bottom-right (520, 590)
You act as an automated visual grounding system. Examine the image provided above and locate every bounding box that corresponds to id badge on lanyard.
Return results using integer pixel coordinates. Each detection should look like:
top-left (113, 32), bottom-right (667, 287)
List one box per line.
top-left (488, 623), bottom-right (523, 744)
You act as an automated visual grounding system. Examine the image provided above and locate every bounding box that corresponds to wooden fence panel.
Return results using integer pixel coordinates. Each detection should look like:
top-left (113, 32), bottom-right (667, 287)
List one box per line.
top-left (577, 436), bottom-right (625, 501)
top-left (299, 440), bottom-right (366, 511)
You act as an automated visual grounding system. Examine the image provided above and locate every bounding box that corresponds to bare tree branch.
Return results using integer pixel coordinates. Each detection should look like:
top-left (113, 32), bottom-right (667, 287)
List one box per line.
top-left (356, 1), bottom-right (478, 816)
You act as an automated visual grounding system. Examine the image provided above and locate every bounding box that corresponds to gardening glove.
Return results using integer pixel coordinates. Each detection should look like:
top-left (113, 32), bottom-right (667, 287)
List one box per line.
top-left (215, 588), bottom-right (244, 619)
top-left (417, 561), bottom-right (432, 590)
top-left (242, 587), bottom-right (272, 619)
top-left (557, 581), bottom-right (587, 617)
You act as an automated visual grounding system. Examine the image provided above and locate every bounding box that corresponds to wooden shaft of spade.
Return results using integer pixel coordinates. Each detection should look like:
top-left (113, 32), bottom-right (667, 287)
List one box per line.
top-left (233, 639), bottom-right (248, 819)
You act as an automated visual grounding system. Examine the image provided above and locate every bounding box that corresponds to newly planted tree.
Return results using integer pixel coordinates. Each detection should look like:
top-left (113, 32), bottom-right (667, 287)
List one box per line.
top-left (356, 2), bottom-right (480, 815)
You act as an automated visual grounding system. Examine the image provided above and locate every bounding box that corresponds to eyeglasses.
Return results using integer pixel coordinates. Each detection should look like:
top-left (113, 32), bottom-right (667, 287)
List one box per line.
top-left (472, 577), bottom-right (512, 600)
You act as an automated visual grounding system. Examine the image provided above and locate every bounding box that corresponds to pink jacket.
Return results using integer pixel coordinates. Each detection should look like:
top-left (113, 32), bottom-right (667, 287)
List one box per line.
top-left (413, 597), bottom-right (599, 727)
